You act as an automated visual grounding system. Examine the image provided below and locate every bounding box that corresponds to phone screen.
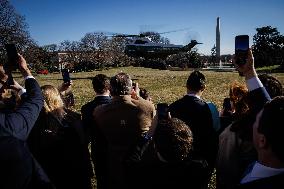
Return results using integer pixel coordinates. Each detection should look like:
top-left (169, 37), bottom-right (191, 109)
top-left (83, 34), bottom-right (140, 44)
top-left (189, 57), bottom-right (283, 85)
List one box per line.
top-left (62, 69), bottom-right (70, 83)
top-left (4, 44), bottom-right (18, 71)
top-left (157, 103), bottom-right (169, 120)
top-left (235, 35), bottom-right (249, 65)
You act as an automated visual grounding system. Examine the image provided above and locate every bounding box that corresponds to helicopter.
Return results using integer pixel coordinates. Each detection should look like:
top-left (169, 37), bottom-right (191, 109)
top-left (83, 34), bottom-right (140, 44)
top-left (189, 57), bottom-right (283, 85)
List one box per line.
top-left (113, 30), bottom-right (203, 59)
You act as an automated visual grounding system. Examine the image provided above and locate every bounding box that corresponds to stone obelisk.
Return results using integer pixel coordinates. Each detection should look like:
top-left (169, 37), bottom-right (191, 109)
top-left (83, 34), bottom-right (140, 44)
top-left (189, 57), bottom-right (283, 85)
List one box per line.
top-left (216, 17), bottom-right (221, 67)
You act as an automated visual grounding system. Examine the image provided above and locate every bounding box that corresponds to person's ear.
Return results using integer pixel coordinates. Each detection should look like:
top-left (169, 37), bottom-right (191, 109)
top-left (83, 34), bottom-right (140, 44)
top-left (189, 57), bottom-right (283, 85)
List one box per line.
top-left (257, 133), bottom-right (267, 149)
top-left (200, 85), bottom-right (205, 92)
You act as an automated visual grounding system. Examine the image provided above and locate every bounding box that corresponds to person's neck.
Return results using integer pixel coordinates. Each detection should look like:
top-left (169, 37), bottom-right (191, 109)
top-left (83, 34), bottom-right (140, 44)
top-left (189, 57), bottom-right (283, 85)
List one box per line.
top-left (258, 151), bottom-right (284, 168)
top-left (96, 92), bottom-right (110, 97)
top-left (187, 90), bottom-right (202, 97)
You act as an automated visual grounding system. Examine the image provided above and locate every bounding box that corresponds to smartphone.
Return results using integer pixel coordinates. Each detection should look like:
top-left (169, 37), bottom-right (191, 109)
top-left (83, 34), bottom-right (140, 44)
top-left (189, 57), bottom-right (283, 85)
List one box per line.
top-left (62, 69), bottom-right (70, 83)
top-left (157, 103), bottom-right (169, 120)
top-left (6, 73), bottom-right (14, 86)
top-left (132, 82), bottom-right (136, 89)
top-left (4, 44), bottom-right (18, 71)
top-left (235, 35), bottom-right (249, 65)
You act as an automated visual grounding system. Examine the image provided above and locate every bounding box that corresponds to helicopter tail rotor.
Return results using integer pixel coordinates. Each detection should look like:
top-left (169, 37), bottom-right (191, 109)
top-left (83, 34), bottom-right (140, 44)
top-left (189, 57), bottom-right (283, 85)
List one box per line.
top-left (182, 40), bottom-right (203, 51)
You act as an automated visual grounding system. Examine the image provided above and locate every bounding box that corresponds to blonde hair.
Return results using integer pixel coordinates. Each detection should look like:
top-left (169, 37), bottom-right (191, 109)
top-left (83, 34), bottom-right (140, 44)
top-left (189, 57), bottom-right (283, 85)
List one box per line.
top-left (41, 85), bottom-right (65, 119)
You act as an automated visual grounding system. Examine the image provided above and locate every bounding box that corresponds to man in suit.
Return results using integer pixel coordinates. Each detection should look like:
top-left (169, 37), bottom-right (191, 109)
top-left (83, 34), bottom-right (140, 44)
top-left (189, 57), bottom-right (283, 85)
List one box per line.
top-left (216, 49), bottom-right (272, 189)
top-left (0, 55), bottom-right (52, 188)
top-left (234, 49), bottom-right (284, 188)
top-left (93, 72), bottom-right (155, 189)
top-left (169, 70), bottom-right (218, 183)
top-left (81, 74), bottom-right (111, 189)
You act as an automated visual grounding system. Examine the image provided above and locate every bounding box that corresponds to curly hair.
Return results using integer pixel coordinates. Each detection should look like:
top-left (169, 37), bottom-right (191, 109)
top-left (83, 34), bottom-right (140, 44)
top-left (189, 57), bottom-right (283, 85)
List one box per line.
top-left (154, 118), bottom-right (193, 162)
top-left (258, 74), bottom-right (283, 98)
top-left (229, 81), bottom-right (249, 118)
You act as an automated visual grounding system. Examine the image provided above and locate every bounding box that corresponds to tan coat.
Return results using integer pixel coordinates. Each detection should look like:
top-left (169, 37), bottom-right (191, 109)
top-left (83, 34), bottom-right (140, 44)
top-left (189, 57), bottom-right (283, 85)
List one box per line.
top-left (93, 95), bottom-right (155, 189)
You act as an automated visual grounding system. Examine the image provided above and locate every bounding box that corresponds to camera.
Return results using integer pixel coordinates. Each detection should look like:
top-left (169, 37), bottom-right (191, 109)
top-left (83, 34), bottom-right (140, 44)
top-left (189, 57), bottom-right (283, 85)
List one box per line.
top-left (157, 103), bottom-right (169, 120)
top-left (235, 35), bottom-right (249, 65)
top-left (132, 82), bottom-right (136, 89)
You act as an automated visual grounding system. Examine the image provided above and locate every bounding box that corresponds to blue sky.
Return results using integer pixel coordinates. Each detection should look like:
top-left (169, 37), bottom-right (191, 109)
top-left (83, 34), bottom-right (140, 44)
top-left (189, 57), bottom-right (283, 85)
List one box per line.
top-left (10, 0), bottom-right (284, 55)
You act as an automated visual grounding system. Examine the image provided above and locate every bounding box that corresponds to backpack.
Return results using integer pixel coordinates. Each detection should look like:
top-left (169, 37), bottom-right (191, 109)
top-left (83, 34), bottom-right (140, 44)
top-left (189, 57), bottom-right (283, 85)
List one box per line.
top-left (207, 102), bottom-right (221, 133)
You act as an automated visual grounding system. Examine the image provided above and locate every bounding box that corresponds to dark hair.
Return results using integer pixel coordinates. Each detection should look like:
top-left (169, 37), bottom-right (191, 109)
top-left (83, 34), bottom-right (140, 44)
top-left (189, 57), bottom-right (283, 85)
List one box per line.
top-left (222, 97), bottom-right (232, 117)
top-left (139, 88), bottom-right (150, 100)
top-left (186, 70), bottom-right (206, 91)
top-left (258, 74), bottom-right (283, 98)
top-left (110, 73), bottom-right (132, 96)
top-left (92, 74), bottom-right (110, 94)
top-left (258, 96), bottom-right (284, 162)
top-left (154, 118), bottom-right (193, 162)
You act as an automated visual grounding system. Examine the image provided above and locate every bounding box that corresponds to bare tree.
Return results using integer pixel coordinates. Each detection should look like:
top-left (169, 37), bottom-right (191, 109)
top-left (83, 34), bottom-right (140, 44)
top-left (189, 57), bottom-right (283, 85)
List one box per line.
top-left (59, 40), bottom-right (84, 70)
top-left (0, 0), bottom-right (33, 62)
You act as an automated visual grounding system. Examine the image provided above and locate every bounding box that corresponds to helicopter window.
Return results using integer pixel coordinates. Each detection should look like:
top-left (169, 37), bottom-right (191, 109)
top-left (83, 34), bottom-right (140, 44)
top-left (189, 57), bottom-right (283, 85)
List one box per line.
top-left (134, 40), bottom-right (148, 44)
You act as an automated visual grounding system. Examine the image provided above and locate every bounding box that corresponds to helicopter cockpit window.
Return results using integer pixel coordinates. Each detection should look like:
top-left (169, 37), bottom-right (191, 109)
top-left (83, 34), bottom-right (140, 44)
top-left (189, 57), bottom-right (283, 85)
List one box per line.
top-left (134, 40), bottom-right (148, 44)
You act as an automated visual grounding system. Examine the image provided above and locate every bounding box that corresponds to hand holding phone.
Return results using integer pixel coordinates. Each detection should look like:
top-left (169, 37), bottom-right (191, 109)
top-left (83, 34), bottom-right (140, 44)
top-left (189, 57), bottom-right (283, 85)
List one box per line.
top-left (62, 69), bottom-right (71, 83)
top-left (235, 35), bottom-right (249, 66)
top-left (6, 73), bottom-right (14, 86)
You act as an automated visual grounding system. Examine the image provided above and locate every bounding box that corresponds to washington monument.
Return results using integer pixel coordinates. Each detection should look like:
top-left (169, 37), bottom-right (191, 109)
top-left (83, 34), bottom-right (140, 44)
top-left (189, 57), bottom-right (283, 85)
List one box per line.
top-left (216, 17), bottom-right (221, 65)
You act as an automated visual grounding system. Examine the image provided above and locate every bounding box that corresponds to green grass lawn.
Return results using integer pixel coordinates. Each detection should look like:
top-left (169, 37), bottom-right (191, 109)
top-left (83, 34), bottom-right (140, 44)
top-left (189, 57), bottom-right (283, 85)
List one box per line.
top-left (32, 66), bottom-right (284, 113)
top-left (22, 67), bottom-right (284, 189)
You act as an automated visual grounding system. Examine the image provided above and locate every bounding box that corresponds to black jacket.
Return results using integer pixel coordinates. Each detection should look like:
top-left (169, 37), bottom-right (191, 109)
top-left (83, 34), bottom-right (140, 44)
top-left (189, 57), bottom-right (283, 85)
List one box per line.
top-left (0, 78), bottom-right (53, 189)
top-left (81, 96), bottom-right (111, 189)
top-left (125, 137), bottom-right (210, 189)
top-left (28, 109), bottom-right (92, 189)
top-left (169, 95), bottom-right (218, 171)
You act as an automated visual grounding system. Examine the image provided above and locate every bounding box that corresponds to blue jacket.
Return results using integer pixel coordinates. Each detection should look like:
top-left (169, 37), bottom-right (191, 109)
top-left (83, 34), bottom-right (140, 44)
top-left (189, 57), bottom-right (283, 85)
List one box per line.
top-left (0, 78), bottom-right (52, 189)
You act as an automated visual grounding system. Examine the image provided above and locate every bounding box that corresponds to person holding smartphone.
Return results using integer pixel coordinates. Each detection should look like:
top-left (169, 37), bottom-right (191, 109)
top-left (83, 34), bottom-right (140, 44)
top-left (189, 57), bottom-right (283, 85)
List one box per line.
top-left (216, 47), bottom-right (279, 189)
top-left (0, 54), bottom-right (54, 188)
top-left (59, 69), bottom-right (75, 108)
top-left (233, 48), bottom-right (284, 188)
top-left (92, 72), bottom-right (156, 189)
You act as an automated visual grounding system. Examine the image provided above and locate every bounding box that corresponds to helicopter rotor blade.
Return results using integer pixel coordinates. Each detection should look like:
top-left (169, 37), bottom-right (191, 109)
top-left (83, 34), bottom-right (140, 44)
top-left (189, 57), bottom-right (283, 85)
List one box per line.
top-left (157, 27), bottom-right (191, 35)
top-left (113, 34), bottom-right (139, 38)
top-left (108, 27), bottom-right (192, 38)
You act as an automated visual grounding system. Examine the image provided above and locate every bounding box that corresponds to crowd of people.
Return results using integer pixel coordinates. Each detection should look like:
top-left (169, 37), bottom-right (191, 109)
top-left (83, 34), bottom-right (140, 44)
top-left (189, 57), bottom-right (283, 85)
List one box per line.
top-left (0, 50), bottom-right (283, 189)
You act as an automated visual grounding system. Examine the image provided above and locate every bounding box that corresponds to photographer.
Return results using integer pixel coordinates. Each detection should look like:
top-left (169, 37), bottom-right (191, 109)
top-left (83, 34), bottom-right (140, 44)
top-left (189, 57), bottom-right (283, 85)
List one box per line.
top-left (0, 54), bottom-right (53, 188)
top-left (93, 72), bottom-right (156, 189)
